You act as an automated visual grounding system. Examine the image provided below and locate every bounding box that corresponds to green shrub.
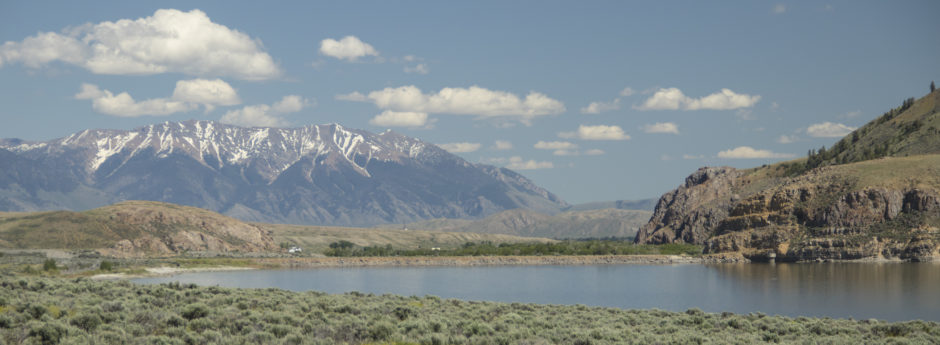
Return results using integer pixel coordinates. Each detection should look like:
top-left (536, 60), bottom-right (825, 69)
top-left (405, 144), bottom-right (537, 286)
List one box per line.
top-left (99, 261), bottom-right (114, 271)
top-left (181, 303), bottom-right (210, 320)
top-left (70, 312), bottom-right (102, 331)
top-left (42, 259), bottom-right (57, 271)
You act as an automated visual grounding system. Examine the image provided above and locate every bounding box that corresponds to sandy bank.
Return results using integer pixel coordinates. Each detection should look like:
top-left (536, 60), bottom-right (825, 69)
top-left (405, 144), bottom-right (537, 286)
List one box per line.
top-left (90, 265), bottom-right (255, 280)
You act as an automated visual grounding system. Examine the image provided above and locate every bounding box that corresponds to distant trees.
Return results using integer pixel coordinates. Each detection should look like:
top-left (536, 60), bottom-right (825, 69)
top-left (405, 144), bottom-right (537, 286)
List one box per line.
top-left (932, 81), bottom-right (936, 93)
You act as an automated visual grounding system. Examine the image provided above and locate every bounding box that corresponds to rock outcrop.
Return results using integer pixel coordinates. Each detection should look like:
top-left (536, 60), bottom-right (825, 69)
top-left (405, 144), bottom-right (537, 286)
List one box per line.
top-left (637, 158), bottom-right (940, 262)
top-left (633, 167), bottom-right (742, 245)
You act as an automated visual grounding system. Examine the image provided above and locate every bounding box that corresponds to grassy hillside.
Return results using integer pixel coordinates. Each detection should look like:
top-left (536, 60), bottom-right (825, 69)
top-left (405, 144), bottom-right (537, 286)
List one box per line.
top-left (0, 201), bottom-right (276, 254)
top-left (396, 208), bottom-right (652, 239)
top-left (782, 89), bottom-right (939, 175)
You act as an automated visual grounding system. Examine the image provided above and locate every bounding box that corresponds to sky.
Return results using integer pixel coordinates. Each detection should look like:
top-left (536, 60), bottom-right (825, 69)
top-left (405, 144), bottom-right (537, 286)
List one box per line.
top-left (1, 1), bottom-right (938, 204)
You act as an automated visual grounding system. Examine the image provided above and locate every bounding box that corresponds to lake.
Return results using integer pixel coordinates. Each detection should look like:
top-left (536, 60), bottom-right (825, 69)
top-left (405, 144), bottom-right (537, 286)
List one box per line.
top-left (133, 262), bottom-right (940, 322)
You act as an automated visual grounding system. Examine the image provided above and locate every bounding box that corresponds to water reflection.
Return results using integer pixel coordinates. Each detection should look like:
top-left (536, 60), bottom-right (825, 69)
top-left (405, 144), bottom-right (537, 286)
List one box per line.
top-left (134, 262), bottom-right (940, 321)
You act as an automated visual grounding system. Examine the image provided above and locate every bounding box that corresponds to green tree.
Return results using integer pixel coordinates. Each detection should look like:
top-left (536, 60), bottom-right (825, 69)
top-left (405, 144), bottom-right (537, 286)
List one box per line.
top-left (931, 81), bottom-right (935, 92)
top-left (42, 259), bottom-right (57, 271)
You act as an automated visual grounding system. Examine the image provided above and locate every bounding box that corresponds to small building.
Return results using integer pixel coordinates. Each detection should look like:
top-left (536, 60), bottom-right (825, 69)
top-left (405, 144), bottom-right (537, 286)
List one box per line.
top-left (288, 246), bottom-right (303, 254)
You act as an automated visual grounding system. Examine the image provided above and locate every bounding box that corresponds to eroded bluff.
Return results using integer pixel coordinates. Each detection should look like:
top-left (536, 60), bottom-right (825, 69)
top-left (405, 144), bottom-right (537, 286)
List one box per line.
top-left (636, 166), bottom-right (940, 261)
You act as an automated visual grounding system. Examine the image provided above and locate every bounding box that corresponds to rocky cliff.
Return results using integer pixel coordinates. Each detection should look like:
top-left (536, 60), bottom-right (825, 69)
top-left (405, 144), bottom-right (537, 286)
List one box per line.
top-left (636, 89), bottom-right (940, 261)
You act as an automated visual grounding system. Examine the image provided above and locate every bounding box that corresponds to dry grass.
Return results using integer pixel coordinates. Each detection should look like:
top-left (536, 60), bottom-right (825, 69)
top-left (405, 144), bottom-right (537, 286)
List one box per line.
top-left (262, 223), bottom-right (555, 253)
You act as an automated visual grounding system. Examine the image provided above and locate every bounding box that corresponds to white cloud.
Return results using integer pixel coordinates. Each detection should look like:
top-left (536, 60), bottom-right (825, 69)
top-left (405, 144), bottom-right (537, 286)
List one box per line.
top-left (635, 88), bottom-right (760, 111)
top-left (553, 150), bottom-right (579, 156)
top-left (438, 142), bottom-right (481, 153)
top-left (404, 63), bottom-right (429, 74)
top-left (806, 122), bottom-right (857, 138)
top-left (369, 110), bottom-right (429, 128)
top-left (171, 79), bottom-right (241, 112)
top-left (76, 78), bottom-right (243, 116)
top-left (717, 146), bottom-right (795, 159)
top-left (319, 36), bottom-right (378, 61)
top-left (492, 140), bottom-right (513, 150)
top-left (559, 125), bottom-right (630, 141)
top-left (75, 84), bottom-right (193, 117)
top-left (642, 122), bottom-right (679, 134)
top-left (220, 94), bottom-right (310, 127)
top-left (505, 156), bottom-right (553, 170)
top-left (580, 87), bottom-right (634, 114)
top-left (683, 154), bottom-right (704, 160)
top-left (0, 9), bottom-right (280, 80)
top-left (534, 141), bottom-right (577, 150)
top-left (272, 95), bottom-right (310, 113)
top-left (335, 91), bottom-right (367, 102)
top-left (346, 85), bottom-right (565, 123)
top-left (777, 135), bottom-right (798, 144)
top-left (585, 149), bottom-right (605, 156)
top-left (773, 4), bottom-right (787, 14)
top-left (580, 99), bottom-right (620, 114)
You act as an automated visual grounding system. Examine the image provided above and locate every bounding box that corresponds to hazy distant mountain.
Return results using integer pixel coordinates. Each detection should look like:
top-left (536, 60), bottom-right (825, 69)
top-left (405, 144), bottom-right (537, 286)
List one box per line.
top-left (565, 199), bottom-right (658, 212)
top-left (0, 121), bottom-right (567, 226)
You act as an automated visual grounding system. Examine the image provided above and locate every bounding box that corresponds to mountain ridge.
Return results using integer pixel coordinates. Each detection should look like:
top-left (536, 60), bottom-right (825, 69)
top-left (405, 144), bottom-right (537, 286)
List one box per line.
top-left (0, 121), bottom-right (567, 226)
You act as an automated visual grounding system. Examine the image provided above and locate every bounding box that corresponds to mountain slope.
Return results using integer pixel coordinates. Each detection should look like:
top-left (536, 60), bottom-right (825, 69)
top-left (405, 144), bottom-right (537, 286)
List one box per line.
top-left (400, 208), bottom-right (652, 239)
top-left (0, 121), bottom-right (567, 226)
top-left (636, 89), bottom-right (940, 261)
top-left (0, 201), bottom-right (275, 256)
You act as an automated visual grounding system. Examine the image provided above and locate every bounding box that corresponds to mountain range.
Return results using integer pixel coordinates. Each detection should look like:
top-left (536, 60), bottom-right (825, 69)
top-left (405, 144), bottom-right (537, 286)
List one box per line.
top-left (0, 121), bottom-right (567, 226)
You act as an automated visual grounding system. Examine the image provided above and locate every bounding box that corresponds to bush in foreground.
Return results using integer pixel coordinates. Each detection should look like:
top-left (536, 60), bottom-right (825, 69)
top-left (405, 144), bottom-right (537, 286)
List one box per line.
top-left (0, 276), bottom-right (936, 344)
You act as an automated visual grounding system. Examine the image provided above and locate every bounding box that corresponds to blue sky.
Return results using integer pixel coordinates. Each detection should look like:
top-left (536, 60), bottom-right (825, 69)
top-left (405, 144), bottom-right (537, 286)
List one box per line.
top-left (1, 1), bottom-right (938, 204)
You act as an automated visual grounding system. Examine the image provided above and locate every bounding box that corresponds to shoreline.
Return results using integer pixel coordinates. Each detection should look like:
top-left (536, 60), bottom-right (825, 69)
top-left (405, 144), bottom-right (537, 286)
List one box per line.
top-left (88, 253), bottom-right (746, 279)
top-left (254, 253), bottom-right (748, 269)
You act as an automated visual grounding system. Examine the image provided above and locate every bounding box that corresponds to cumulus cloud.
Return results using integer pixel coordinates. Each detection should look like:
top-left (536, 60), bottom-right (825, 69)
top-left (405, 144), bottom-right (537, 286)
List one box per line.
top-left (580, 87), bottom-right (634, 114)
top-left (76, 78), bottom-right (242, 116)
top-left (580, 99), bottom-right (620, 114)
top-left (717, 146), bottom-right (795, 159)
top-left (807, 122), bottom-right (856, 138)
top-left (505, 156), bottom-right (553, 170)
top-left (491, 140), bottom-right (513, 150)
top-left (534, 141), bottom-right (577, 150)
top-left (642, 122), bottom-right (679, 134)
top-left (559, 125), bottom-right (630, 141)
top-left (635, 88), bottom-right (760, 111)
top-left (75, 84), bottom-right (193, 117)
top-left (404, 63), bottom-right (429, 74)
top-left (0, 9), bottom-right (280, 80)
top-left (344, 85), bottom-right (565, 123)
top-left (585, 149), bottom-right (605, 156)
top-left (319, 36), bottom-right (378, 61)
top-left (335, 91), bottom-right (367, 102)
top-left (220, 94), bottom-right (311, 127)
top-left (171, 78), bottom-right (241, 112)
top-left (777, 135), bottom-right (798, 144)
top-left (438, 142), bottom-right (481, 153)
top-left (369, 110), bottom-right (430, 128)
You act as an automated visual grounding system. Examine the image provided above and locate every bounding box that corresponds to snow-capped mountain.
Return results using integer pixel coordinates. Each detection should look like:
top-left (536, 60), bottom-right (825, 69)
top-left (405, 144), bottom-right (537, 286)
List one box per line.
top-left (0, 121), bottom-right (567, 226)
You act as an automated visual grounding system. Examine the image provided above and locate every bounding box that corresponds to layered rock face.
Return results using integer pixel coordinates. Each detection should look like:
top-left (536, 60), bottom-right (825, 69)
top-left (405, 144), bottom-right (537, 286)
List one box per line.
top-left (633, 167), bottom-right (742, 245)
top-left (636, 160), bottom-right (940, 261)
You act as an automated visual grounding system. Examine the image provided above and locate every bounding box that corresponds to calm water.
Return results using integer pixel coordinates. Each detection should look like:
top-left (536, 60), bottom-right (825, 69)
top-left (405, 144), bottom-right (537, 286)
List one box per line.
top-left (134, 262), bottom-right (940, 321)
